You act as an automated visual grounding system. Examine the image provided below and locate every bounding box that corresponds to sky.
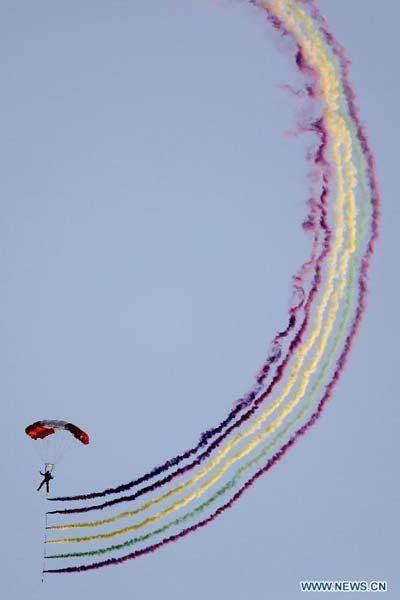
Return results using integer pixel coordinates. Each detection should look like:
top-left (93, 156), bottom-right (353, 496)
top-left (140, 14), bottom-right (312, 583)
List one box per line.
top-left (0, 1), bottom-right (398, 598)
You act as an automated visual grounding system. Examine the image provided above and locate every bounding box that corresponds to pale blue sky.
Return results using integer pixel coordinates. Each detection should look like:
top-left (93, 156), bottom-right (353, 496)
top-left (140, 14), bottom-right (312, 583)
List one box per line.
top-left (0, 1), bottom-right (398, 598)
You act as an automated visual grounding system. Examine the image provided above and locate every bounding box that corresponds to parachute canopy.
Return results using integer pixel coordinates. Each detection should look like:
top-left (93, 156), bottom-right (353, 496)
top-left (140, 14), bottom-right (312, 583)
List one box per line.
top-left (25, 420), bottom-right (89, 445)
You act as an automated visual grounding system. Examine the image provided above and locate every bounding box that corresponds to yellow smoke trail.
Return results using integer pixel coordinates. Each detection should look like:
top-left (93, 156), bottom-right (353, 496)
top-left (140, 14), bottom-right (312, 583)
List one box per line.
top-left (47, 0), bottom-right (357, 543)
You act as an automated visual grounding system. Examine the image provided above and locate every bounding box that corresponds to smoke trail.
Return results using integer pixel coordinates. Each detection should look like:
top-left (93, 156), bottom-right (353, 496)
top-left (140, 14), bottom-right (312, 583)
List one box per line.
top-left (44, 0), bottom-right (379, 572)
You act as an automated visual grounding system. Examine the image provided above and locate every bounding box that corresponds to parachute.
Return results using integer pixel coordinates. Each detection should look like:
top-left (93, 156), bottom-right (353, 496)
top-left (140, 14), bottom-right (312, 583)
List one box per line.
top-left (25, 420), bottom-right (89, 445)
top-left (25, 420), bottom-right (89, 470)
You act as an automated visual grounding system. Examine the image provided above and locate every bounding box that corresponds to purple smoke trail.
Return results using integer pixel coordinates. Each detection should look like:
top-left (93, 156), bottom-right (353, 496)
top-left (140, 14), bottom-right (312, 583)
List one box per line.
top-left (49, 204), bottom-right (326, 503)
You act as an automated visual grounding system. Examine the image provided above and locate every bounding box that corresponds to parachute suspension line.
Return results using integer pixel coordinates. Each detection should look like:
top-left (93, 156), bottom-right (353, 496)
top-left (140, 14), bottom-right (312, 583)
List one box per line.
top-left (41, 506), bottom-right (48, 583)
top-left (52, 431), bottom-right (77, 467)
top-left (41, 466), bottom-right (53, 582)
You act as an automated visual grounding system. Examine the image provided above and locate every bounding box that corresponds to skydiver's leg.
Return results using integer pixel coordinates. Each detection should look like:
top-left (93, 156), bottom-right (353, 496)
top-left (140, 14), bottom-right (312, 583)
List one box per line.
top-left (46, 481), bottom-right (50, 493)
top-left (37, 480), bottom-right (45, 491)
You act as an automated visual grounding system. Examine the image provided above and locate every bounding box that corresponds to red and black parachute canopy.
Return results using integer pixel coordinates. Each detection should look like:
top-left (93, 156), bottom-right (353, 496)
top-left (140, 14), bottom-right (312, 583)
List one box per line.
top-left (25, 420), bottom-right (89, 445)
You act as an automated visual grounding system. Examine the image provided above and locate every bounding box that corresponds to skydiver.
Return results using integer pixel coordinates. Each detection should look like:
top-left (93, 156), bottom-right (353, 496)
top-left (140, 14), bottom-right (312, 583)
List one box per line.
top-left (37, 469), bottom-right (54, 493)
